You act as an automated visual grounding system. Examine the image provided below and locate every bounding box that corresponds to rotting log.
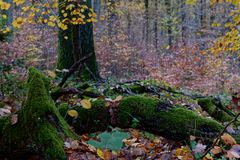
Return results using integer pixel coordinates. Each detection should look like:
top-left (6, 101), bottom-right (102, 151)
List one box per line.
top-left (0, 68), bottom-right (78, 160)
top-left (198, 98), bottom-right (234, 123)
top-left (59, 95), bottom-right (226, 142)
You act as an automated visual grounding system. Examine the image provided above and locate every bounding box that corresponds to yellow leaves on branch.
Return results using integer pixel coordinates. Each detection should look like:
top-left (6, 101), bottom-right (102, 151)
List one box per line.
top-left (12, 17), bottom-right (25, 29)
top-left (58, 22), bottom-right (68, 30)
top-left (0, 1), bottom-right (11, 10)
top-left (13, 0), bottom-right (25, 6)
top-left (1, 0), bottom-right (97, 31)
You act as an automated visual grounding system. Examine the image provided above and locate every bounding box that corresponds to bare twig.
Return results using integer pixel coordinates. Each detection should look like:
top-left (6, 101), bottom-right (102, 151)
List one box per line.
top-left (58, 52), bottom-right (93, 87)
top-left (51, 87), bottom-right (100, 101)
top-left (201, 113), bottom-right (240, 158)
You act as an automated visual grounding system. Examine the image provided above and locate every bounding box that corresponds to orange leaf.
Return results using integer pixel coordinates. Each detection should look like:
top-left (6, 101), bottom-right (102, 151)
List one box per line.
top-left (221, 133), bottom-right (236, 146)
top-left (210, 146), bottom-right (222, 155)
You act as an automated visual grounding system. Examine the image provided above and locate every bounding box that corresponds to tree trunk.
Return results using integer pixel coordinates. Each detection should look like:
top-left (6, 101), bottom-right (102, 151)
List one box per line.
top-left (144, 0), bottom-right (149, 49)
top-left (0, 68), bottom-right (77, 159)
top-left (57, 0), bottom-right (99, 81)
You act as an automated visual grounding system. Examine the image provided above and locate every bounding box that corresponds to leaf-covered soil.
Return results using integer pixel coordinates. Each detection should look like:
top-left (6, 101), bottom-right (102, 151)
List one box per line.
top-left (64, 128), bottom-right (240, 160)
top-left (64, 128), bottom-right (184, 160)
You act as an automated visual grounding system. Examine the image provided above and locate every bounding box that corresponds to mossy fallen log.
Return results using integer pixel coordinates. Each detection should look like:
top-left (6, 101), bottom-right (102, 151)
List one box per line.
top-left (58, 99), bottom-right (110, 133)
top-left (0, 68), bottom-right (77, 160)
top-left (118, 96), bottom-right (224, 141)
top-left (198, 98), bottom-right (235, 123)
top-left (59, 95), bottom-right (225, 142)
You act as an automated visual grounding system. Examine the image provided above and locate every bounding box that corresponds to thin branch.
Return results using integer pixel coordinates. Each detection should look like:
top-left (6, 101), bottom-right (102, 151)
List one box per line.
top-left (58, 52), bottom-right (93, 87)
top-left (201, 113), bottom-right (240, 159)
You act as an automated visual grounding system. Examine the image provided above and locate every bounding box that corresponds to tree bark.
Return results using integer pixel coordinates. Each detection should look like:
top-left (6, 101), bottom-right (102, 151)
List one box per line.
top-left (57, 0), bottom-right (99, 81)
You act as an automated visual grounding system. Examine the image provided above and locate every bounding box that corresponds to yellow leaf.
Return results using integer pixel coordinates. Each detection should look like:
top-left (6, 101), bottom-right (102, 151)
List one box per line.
top-left (97, 149), bottom-right (105, 160)
top-left (203, 153), bottom-right (214, 160)
top-left (113, 95), bottom-right (123, 102)
top-left (186, 0), bottom-right (197, 5)
top-left (63, 13), bottom-right (68, 17)
top-left (22, 6), bottom-right (29, 12)
top-left (58, 22), bottom-right (68, 30)
top-left (2, 15), bottom-right (7, 19)
top-left (13, 0), bottom-right (25, 6)
top-left (46, 70), bottom-right (56, 79)
top-left (3, 27), bottom-right (10, 33)
top-left (100, 16), bottom-right (105, 21)
top-left (47, 21), bottom-right (55, 27)
top-left (67, 110), bottom-right (78, 117)
top-left (12, 17), bottom-right (25, 29)
top-left (52, 2), bottom-right (58, 8)
top-left (80, 99), bottom-right (92, 109)
top-left (0, 2), bottom-right (11, 10)
top-left (64, 36), bottom-right (68, 40)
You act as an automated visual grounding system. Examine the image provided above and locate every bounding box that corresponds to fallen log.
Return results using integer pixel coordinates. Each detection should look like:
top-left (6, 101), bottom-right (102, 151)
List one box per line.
top-left (59, 95), bottom-right (225, 142)
top-left (0, 68), bottom-right (77, 160)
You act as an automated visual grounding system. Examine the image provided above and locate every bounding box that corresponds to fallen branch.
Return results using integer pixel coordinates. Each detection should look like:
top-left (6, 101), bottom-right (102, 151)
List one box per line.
top-left (201, 113), bottom-right (240, 159)
top-left (58, 52), bottom-right (93, 87)
top-left (51, 87), bottom-right (100, 101)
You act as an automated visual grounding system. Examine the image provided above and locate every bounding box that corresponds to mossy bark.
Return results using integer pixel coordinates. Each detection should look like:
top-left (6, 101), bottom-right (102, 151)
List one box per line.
top-left (198, 98), bottom-right (233, 123)
top-left (59, 99), bottom-right (110, 133)
top-left (118, 96), bottom-right (224, 141)
top-left (0, 68), bottom-right (77, 160)
top-left (57, 0), bottom-right (99, 81)
top-left (57, 0), bottom-right (74, 70)
top-left (59, 95), bottom-right (225, 141)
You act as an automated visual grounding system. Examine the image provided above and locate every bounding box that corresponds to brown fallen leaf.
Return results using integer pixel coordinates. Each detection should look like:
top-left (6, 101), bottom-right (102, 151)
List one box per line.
top-left (113, 95), bottom-right (123, 102)
top-left (71, 140), bottom-right (80, 150)
top-left (210, 146), bottom-right (222, 155)
top-left (130, 129), bottom-right (140, 138)
top-left (221, 133), bottom-right (236, 146)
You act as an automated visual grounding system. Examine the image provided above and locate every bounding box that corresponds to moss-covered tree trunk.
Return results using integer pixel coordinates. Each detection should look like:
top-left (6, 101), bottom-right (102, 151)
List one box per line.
top-left (0, 68), bottom-right (77, 159)
top-left (57, 0), bottom-right (99, 81)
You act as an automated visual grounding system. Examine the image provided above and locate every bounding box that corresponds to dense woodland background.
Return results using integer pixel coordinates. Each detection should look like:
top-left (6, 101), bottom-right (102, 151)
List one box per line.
top-left (1, 0), bottom-right (240, 96)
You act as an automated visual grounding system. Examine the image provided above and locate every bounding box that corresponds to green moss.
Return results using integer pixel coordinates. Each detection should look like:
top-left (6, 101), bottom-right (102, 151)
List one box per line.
top-left (0, 102), bottom-right (4, 108)
top-left (0, 68), bottom-right (77, 159)
top-left (155, 107), bottom-right (223, 140)
top-left (118, 96), bottom-right (159, 126)
top-left (118, 96), bottom-right (223, 141)
top-left (59, 99), bottom-right (110, 133)
top-left (198, 98), bottom-right (233, 122)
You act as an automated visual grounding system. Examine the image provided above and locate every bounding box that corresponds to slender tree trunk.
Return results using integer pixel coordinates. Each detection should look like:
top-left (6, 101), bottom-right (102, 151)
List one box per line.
top-left (165, 0), bottom-right (172, 47)
top-left (144, 0), bottom-right (149, 50)
top-left (154, 0), bottom-right (158, 52)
